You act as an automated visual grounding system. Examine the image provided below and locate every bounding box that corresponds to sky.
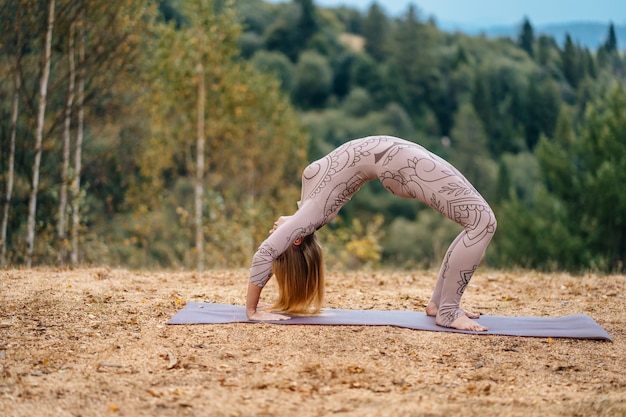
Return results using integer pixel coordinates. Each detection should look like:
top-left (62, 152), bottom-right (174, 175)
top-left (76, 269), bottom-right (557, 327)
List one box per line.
top-left (294, 0), bottom-right (626, 27)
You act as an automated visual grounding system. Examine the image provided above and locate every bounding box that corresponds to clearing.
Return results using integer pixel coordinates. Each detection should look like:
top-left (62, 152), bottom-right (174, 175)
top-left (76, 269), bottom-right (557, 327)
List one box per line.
top-left (1, 268), bottom-right (624, 416)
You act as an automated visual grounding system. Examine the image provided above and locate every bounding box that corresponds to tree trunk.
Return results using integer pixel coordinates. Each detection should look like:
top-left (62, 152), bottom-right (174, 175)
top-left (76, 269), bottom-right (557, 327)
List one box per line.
top-left (195, 62), bottom-right (206, 271)
top-left (1, 8), bottom-right (22, 267)
top-left (71, 8), bottom-right (85, 266)
top-left (27, 0), bottom-right (55, 267)
top-left (58, 20), bottom-right (76, 265)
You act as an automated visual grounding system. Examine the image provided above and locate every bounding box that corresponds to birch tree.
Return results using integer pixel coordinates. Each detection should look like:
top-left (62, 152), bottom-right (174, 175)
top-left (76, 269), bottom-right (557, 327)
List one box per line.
top-left (27, 0), bottom-right (55, 267)
top-left (195, 62), bottom-right (206, 271)
top-left (196, 1), bottom-right (213, 270)
top-left (136, 0), bottom-right (308, 269)
top-left (143, 0), bottom-right (243, 270)
top-left (58, 19), bottom-right (76, 265)
top-left (71, 8), bottom-right (85, 266)
top-left (1, 3), bottom-right (23, 267)
top-left (64, 0), bottom-right (153, 265)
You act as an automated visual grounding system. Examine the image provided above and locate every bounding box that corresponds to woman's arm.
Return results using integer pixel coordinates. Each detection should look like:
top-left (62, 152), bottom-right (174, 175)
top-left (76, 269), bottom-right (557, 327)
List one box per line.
top-left (246, 204), bottom-right (322, 320)
top-left (245, 282), bottom-right (290, 321)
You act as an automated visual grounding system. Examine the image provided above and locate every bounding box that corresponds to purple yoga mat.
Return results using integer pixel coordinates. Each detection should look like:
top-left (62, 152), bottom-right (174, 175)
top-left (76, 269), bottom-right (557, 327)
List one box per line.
top-left (168, 302), bottom-right (612, 341)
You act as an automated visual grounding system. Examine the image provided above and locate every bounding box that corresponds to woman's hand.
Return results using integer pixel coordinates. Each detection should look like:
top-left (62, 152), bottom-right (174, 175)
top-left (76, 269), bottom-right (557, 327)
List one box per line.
top-left (246, 283), bottom-right (289, 321)
top-left (269, 215), bottom-right (293, 235)
top-left (247, 309), bottom-right (291, 321)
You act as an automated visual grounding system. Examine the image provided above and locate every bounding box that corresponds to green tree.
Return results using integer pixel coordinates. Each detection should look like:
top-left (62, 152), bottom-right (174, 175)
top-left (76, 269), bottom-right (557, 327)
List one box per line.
top-left (158, 0), bottom-right (185, 27)
top-left (473, 61), bottom-right (528, 155)
top-left (292, 51), bottom-right (332, 109)
top-left (576, 85), bottom-right (626, 270)
top-left (536, 34), bottom-right (557, 67)
top-left (517, 17), bottom-right (534, 58)
top-left (331, 51), bottom-right (356, 98)
top-left (561, 34), bottom-right (581, 88)
top-left (264, 17), bottom-right (299, 61)
top-left (536, 106), bottom-right (578, 203)
top-left (239, 31), bottom-right (264, 59)
top-left (390, 5), bottom-right (439, 120)
top-left (251, 50), bottom-right (295, 91)
top-left (471, 72), bottom-right (494, 139)
top-left (495, 185), bottom-right (586, 270)
top-left (498, 152), bottom-right (541, 204)
top-left (447, 51), bottom-right (474, 103)
top-left (524, 72), bottom-right (561, 149)
top-left (534, 85), bottom-right (626, 271)
top-left (236, 0), bottom-right (276, 35)
top-left (362, 2), bottom-right (389, 61)
top-left (350, 52), bottom-right (385, 101)
top-left (263, 0), bottom-right (318, 62)
top-left (341, 87), bottom-right (373, 117)
top-left (497, 118), bottom-right (583, 270)
top-left (294, 0), bottom-right (318, 50)
top-left (382, 102), bottom-right (414, 138)
top-left (597, 23), bottom-right (623, 75)
top-left (604, 22), bottom-right (618, 53)
top-left (582, 48), bottom-right (597, 79)
top-left (448, 102), bottom-right (496, 200)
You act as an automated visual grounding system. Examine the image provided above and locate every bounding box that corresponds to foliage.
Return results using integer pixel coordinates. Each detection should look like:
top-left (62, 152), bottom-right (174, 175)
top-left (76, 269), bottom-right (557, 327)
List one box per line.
top-left (448, 102), bottom-right (497, 202)
top-left (519, 84), bottom-right (626, 271)
top-left (1, 0), bottom-right (625, 271)
top-left (494, 185), bottom-right (587, 270)
top-left (130, 0), bottom-right (308, 268)
top-left (319, 214), bottom-right (385, 270)
top-left (250, 50), bottom-right (295, 91)
top-left (381, 210), bottom-right (461, 269)
top-left (575, 85), bottom-right (626, 270)
top-left (291, 51), bottom-right (333, 108)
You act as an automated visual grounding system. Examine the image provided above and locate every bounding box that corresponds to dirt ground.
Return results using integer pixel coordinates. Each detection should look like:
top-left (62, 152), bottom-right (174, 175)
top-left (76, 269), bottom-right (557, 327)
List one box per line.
top-left (0, 268), bottom-right (624, 417)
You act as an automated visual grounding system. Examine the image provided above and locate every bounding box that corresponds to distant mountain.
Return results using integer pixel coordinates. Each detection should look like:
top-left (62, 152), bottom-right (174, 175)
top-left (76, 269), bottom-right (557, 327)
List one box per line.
top-left (439, 21), bottom-right (626, 51)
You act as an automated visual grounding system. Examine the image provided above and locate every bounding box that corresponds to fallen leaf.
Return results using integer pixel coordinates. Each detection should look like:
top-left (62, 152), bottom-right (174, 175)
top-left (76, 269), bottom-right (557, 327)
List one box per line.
top-left (165, 352), bottom-right (178, 369)
top-left (146, 389), bottom-right (161, 397)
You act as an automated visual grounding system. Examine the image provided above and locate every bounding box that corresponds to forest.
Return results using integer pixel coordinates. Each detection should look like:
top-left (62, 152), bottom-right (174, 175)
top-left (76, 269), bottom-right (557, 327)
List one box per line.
top-left (0, 0), bottom-right (625, 272)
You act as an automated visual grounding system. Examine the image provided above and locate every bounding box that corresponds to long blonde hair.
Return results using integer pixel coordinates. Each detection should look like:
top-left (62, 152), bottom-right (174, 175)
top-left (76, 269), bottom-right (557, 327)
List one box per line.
top-left (271, 233), bottom-right (324, 315)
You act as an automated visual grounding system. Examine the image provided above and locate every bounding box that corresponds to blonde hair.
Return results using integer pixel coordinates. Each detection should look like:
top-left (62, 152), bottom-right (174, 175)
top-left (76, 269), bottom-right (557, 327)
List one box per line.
top-left (271, 233), bottom-right (324, 315)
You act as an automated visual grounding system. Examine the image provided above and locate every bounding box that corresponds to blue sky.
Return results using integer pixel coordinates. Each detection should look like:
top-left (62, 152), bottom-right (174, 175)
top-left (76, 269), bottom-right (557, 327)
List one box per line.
top-left (273, 0), bottom-right (626, 27)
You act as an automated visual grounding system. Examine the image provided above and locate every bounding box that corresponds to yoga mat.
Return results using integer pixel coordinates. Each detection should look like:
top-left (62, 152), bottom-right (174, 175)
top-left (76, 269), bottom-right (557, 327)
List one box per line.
top-left (168, 302), bottom-right (612, 341)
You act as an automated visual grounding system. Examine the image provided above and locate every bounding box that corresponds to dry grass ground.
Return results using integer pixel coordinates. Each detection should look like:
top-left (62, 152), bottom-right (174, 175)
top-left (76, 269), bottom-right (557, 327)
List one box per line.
top-left (0, 268), bottom-right (625, 417)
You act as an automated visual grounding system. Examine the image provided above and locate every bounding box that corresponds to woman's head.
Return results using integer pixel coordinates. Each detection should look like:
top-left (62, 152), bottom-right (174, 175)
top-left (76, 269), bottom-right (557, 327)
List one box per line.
top-left (271, 232), bottom-right (324, 315)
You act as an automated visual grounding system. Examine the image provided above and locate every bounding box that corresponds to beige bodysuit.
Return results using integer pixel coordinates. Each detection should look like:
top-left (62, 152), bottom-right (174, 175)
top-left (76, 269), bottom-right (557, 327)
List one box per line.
top-left (249, 135), bottom-right (497, 326)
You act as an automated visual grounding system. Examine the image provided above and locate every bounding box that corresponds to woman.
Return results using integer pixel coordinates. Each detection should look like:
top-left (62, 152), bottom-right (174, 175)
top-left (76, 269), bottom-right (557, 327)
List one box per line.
top-left (246, 136), bottom-right (497, 331)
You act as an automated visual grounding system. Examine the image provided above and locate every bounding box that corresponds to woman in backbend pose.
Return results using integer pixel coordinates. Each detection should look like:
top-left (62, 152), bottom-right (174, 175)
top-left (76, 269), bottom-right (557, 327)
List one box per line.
top-left (246, 135), bottom-right (497, 331)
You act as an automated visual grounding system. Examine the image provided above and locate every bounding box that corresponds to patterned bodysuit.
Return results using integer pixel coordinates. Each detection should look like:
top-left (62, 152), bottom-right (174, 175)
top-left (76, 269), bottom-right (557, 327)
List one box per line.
top-left (249, 136), bottom-right (497, 326)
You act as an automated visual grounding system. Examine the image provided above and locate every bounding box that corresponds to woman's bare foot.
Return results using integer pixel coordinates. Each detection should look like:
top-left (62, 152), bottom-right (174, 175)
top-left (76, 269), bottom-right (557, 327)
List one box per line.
top-left (425, 301), bottom-right (479, 319)
top-left (425, 302), bottom-right (438, 316)
top-left (436, 313), bottom-right (488, 332)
